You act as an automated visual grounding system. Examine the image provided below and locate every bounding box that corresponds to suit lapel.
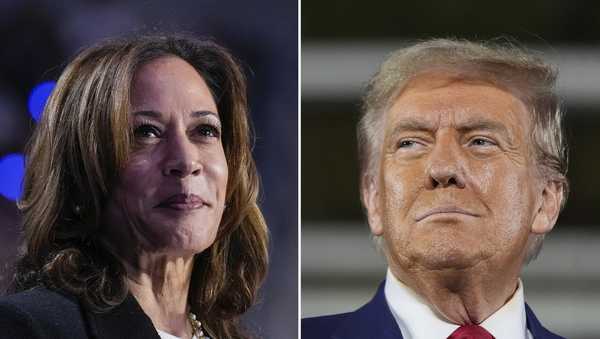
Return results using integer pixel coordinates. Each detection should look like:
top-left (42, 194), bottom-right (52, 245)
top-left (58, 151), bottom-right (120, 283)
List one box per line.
top-left (328, 283), bottom-right (566, 339)
top-left (84, 294), bottom-right (161, 339)
top-left (525, 303), bottom-right (565, 339)
top-left (331, 282), bottom-right (404, 339)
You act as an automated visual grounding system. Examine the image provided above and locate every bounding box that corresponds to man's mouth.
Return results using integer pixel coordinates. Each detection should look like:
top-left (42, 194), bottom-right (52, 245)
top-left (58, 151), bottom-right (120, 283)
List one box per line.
top-left (416, 207), bottom-right (479, 222)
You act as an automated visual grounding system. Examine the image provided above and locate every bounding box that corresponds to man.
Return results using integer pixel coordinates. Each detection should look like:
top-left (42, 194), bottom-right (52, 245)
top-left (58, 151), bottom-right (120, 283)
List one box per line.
top-left (302, 39), bottom-right (568, 339)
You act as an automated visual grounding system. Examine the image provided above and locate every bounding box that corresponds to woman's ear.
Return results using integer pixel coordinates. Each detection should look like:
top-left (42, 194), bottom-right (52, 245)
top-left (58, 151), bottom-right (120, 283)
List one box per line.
top-left (361, 176), bottom-right (383, 236)
top-left (531, 180), bottom-right (564, 235)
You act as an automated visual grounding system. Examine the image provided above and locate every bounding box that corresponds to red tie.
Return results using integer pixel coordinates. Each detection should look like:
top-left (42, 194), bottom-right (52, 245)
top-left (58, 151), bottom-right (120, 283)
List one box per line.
top-left (447, 325), bottom-right (495, 339)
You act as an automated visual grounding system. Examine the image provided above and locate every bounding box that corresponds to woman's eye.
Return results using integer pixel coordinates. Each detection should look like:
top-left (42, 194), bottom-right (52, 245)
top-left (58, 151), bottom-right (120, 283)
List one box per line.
top-left (134, 124), bottom-right (161, 139)
top-left (197, 124), bottom-right (221, 138)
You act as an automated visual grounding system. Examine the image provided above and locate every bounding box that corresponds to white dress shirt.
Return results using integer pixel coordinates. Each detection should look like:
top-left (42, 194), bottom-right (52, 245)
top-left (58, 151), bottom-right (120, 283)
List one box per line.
top-left (384, 269), bottom-right (533, 339)
top-left (157, 329), bottom-right (182, 339)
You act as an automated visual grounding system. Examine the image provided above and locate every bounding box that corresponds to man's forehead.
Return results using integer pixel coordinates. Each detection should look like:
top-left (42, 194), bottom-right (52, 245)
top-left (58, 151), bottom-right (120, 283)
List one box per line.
top-left (385, 73), bottom-right (531, 134)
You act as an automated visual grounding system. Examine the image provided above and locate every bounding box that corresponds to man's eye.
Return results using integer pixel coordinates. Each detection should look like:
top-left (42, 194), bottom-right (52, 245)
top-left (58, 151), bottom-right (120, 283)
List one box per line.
top-left (398, 140), bottom-right (418, 148)
top-left (469, 138), bottom-right (496, 147)
top-left (134, 124), bottom-right (161, 139)
top-left (197, 124), bottom-right (221, 138)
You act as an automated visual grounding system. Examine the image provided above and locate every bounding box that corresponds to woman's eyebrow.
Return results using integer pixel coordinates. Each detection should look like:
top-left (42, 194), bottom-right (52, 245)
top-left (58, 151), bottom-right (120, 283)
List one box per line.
top-left (132, 110), bottom-right (219, 119)
top-left (133, 110), bottom-right (162, 119)
top-left (190, 110), bottom-right (220, 119)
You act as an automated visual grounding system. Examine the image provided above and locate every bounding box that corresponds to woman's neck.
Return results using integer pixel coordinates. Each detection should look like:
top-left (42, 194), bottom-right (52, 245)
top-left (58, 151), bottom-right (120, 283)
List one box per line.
top-left (125, 253), bottom-right (196, 338)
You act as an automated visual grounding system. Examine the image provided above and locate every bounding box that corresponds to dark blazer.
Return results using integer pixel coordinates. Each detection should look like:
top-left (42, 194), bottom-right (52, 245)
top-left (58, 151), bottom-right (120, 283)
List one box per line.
top-left (302, 283), bottom-right (566, 339)
top-left (0, 286), bottom-right (161, 339)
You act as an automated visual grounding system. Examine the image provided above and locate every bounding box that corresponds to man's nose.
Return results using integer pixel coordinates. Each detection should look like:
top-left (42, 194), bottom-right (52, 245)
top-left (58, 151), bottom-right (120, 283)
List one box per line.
top-left (162, 134), bottom-right (202, 178)
top-left (425, 138), bottom-right (466, 189)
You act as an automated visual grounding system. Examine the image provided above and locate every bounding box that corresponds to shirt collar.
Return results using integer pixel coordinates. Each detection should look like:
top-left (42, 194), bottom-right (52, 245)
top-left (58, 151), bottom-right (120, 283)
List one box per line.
top-left (157, 329), bottom-right (182, 339)
top-left (384, 268), bottom-right (529, 339)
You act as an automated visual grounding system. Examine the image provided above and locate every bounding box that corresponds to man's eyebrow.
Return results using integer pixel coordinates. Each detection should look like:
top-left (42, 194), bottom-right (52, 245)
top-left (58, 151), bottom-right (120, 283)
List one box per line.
top-left (388, 117), bottom-right (512, 140)
top-left (456, 118), bottom-right (511, 140)
top-left (132, 110), bottom-right (220, 119)
top-left (389, 118), bottom-right (437, 138)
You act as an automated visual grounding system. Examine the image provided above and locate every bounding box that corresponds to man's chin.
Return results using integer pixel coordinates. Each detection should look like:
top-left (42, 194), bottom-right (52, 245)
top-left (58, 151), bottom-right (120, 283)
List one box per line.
top-left (415, 253), bottom-right (481, 271)
top-left (399, 245), bottom-right (488, 271)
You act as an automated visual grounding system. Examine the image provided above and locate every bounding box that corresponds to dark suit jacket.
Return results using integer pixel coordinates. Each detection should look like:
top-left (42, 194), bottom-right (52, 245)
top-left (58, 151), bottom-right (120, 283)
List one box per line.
top-left (0, 286), bottom-right (161, 339)
top-left (302, 283), bottom-right (566, 339)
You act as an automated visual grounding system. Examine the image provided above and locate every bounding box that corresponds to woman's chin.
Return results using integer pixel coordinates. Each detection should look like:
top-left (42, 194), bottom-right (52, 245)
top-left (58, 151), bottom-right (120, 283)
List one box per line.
top-left (139, 224), bottom-right (218, 257)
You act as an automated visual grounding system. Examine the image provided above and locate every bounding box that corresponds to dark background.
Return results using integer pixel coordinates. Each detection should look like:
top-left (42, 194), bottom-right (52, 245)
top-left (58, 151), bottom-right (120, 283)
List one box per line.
top-left (301, 1), bottom-right (600, 338)
top-left (0, 1), bottom-right (298, 338)
top-left (302, 0), bottom-right (600, 224)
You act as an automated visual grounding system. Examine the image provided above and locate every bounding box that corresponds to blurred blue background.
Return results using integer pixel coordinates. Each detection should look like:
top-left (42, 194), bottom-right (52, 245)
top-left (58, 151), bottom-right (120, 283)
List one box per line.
top-left (0, 1), bottom-right (297, 338)
top-left (301, 2), bottom-right (600, 339)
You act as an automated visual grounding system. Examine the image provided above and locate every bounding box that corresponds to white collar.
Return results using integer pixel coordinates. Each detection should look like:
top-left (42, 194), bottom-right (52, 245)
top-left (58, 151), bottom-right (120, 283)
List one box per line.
top-left (157, 329), bottom-right (182, 339)
top-left (384, 269), bottom-right (531, 339)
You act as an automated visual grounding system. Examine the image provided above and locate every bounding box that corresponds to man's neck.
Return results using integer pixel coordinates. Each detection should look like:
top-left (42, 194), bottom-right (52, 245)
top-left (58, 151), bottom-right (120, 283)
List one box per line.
top-left (390, 264), bottom-right (520, 325)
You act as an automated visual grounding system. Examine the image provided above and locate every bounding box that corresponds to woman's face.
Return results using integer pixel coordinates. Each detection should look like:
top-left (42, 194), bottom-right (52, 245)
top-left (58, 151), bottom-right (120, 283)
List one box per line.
top-left (103, 56), bottom-right (228, 256)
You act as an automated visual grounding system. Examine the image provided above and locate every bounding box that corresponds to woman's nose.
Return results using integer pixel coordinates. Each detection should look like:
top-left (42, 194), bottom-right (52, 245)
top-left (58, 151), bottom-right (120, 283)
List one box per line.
top-left (162, 135), bottom-right (202, 178)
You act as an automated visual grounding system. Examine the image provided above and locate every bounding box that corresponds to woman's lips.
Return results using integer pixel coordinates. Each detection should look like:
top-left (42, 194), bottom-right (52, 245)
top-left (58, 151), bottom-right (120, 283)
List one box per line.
top-left (156, 194), bottom-right (208, 210)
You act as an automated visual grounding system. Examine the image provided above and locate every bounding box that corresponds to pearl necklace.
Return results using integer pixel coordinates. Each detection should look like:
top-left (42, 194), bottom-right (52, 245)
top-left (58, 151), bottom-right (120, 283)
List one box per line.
top-left (189, 311), bottom-right (211, 339)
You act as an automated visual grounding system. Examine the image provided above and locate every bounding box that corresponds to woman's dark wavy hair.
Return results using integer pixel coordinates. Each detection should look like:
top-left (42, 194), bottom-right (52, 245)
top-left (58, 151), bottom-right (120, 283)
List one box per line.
top-left (11, 34), bottom-right (269, 339)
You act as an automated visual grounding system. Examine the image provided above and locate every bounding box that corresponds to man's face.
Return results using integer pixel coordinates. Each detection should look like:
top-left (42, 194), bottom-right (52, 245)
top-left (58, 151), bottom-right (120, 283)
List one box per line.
top-left (365, 73), bottom-right (558, 275)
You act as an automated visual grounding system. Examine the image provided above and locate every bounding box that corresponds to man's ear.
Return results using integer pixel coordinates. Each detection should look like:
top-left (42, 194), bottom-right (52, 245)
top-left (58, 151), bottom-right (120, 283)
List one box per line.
top-left (531, 180), bottom-right (564, 235)
top-left (362, 176), bottom-right (384, 236)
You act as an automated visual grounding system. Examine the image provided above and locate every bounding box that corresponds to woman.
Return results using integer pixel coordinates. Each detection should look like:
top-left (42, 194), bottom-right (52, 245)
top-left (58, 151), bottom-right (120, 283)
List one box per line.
top-left (0, 34), bottom-right (268, 339)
